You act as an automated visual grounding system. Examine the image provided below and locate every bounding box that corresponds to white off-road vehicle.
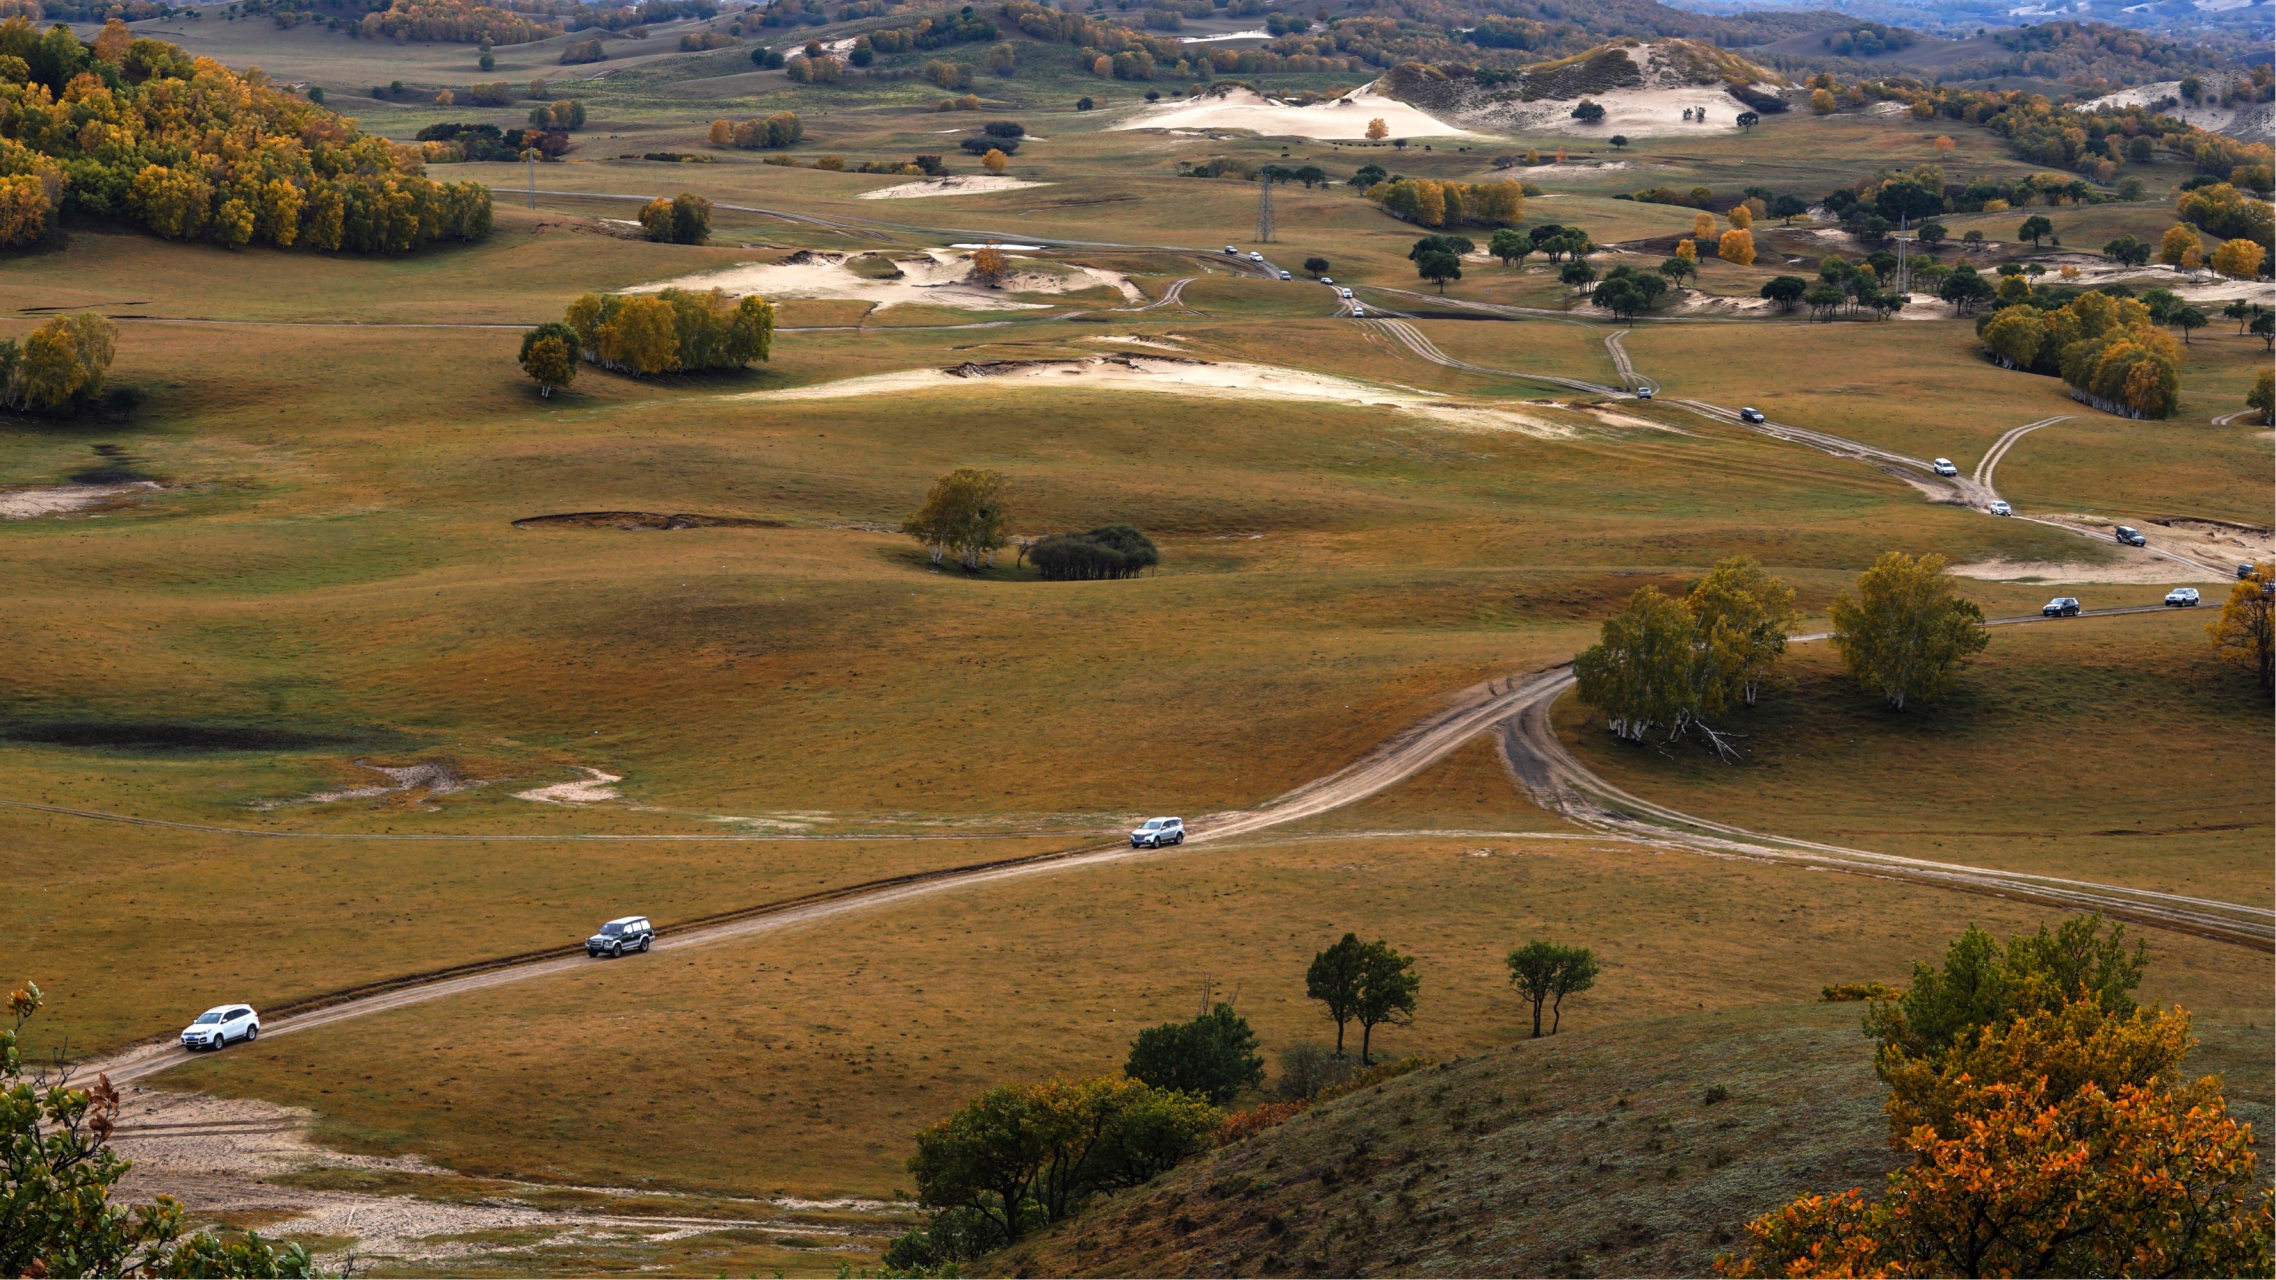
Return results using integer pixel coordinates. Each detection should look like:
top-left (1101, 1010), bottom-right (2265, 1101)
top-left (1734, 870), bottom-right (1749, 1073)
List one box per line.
top-left (1130, 817), bottom-right (1185, 848)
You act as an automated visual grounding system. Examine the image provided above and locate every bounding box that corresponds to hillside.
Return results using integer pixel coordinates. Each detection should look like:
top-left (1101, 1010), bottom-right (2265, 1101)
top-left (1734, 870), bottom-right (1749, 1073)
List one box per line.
top-left (994, 1004), bottom-right (1906, 1278)
top-left (1387, 39), bottom-right (1785, 137)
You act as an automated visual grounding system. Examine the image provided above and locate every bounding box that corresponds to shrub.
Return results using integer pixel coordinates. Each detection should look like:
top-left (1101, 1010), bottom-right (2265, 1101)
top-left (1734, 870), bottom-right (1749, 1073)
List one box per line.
top-left (636, 193), bottom-right (710, 244)
top-left (983, 119), bottom-right (1025, 138)
top-left (679, 29), bottom-right (737, 50)
top-left (959, 135), bottom-right (1016, 155)
top-left (729, 112), bottom-right (803, 148)
top-left (750, 45), bottom-right (784, 68)
top-left (559, 37), bottom-right (606, 62)
top-left (1125, 1003), bottom-right (1264, 1105)
top-left (0, 313), bottom-right (116, 413)
top-left (1029, 524), bottom-right (1157, 580)
top-left (528, 98), bottom-right (586, 129)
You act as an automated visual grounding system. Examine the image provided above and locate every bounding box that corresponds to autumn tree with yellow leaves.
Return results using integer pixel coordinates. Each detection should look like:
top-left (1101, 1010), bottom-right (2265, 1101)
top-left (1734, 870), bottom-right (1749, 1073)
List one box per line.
top-left (1720, 916), bottom-right (2274, 1278)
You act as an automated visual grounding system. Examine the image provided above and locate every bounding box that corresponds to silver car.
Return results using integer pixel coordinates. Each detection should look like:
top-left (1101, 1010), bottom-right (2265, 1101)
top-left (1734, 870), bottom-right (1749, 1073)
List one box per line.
top-left (1130, 817), bottom-right (1185, 848)
top-left (181, 1004), bottom-right (259, 1051)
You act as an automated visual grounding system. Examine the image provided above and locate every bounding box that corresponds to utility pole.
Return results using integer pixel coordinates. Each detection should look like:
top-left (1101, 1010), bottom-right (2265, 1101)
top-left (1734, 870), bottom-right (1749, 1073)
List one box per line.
top-left (1255, 172), bottom-right (1274, 243)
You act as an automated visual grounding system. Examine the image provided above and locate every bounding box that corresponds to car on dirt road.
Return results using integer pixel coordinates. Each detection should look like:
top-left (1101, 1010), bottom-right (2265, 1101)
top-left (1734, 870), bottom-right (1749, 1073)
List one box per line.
top-left (2042, 597), bottom-right (2081, 617)
top-left (1338, 287), bottom-right (1353, 299)
top-left (1931, 457), bottom-right (1959, 477)
top-left (1278, 270), bottom-right (1292, 280)
top-left (1351, 306), bottom-right (1366, 317)
top-left (180, 1004), bottom-right (259, 1051)
top-left (2165, 588), bottom-right (2201, 607)
top-left (1738, 407), bottom-right (1766, 423)
top-left (1130, 817), bottom-right (1185, 848)
top-left (1248, 251), bottom-right (1264, 263)
top-left (2239, 563), bottom-right (2258, 580)
top-left (2114, 525), bottom-right (2147, 547)
top-left (1319, 277), bottom-right (1334, 286)
top-left (1988, 501), bottom-right (2012, 516)
top-left (1223, 245), bottom-right (1237, 254)
top-left (586, 915), bottom-right (654, 957)
top-left (1635, 388), bottom-right (1653, 400)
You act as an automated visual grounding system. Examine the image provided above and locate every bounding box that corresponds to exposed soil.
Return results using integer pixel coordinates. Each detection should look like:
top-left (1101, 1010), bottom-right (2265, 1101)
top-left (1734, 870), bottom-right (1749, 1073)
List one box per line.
top-left (748, 353), bottom-right (1585, 437)
top-left (629, 249), bottom-right (1135, 311)
top-left (1, 480), bottom-right (161, 519)
top-left (1112, 86), bottom-right (1478, 140)
top-left (256, 760), bottom-right (483, 810)
top-left (856, 175), bottom-right (1051, 200)
top-left (514, 766), bottom-right (624, 805)
top-left (512, 511), bottom-right (786, 530)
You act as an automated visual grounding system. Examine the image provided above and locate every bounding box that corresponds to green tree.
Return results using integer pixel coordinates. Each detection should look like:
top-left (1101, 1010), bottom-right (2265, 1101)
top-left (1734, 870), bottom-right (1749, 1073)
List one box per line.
top-left (1592, 275), bottom-right (1646, 321)
top-left (902, 466), bottom-right (1009, 572)
top-left (2248, 368), bottom-right (2274, 427)
top-left (1302, 255), bottom-right (1329, 276)
top-left (518, 321), bottom-right (579, 397)
top-left (1353, 939), bottom-right (1420, 1065)
top-left (904, 1076), bottom-right (1215, 1252)
top-left (1123, 1002), bottom-right (1264, 1104)
top-left (1687, 555), bottom-right (1798, 706)
top-left (1915, 220), bottom-right (1947, 245)
top-left (1557, 256), bottom-right (1596, 308)
top-left (1759, 274), bottom-right (1807, 312)
top-left (1827, 551), bottom-right (1988, 710)
top-left (1505, 941), bottom-right (1601, 1038)
top-left (1487, 227), bottom-right (1530, 266)
top-left (0, 982), bottom-right (313, 1277)
top-left (2170, 304), bottom-right (2206, 345)
top-left (1415, 248), bottom-right (1460, 293)
top-left (2, 313), bottom-right (116, 413)
top-left (1661, 255), bottom-right (1698, 287)
top-left (1570, 99), bottom-right (1604, 124)
top-left (1769, 194), bottom-right (1809, 224)
top-left (1305, 932), bottom-right (1366, 1057)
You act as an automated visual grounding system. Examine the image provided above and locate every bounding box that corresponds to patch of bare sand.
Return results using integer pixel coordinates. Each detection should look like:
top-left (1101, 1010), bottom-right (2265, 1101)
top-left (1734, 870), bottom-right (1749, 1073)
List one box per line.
top-left (743, 354), bottom-right (1583, 437)
top-left (515, 766), bottom-right (623, 804)
top-left (108, 1084), bottom-right (889, 1268)
top-left (2, 481), bottom-right (160, 519)
top-left (1112, 86), bottom-right (1479, 140)
top-left (1948, 558), bottom-right (2195, 585)
top-left (857, 174), bottom-right (1052, 200)
top-left (256, 761), bottom-right (483, 811)
top-left (631, 249), bottom-right (1131, 311)
top-left (1490, 160), bottom-right (1631, 180)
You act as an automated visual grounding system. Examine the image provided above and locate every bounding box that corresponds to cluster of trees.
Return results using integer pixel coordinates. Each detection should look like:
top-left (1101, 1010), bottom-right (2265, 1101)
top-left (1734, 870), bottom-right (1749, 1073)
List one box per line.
top-left (517, 321), bottom-right (577, 397)
top-left (707, 111), bottom-right (803, 149)
top-left (904, 466), bottom-right (1008, 572)
top-left (558, 36), bottom-right (605, 61)
top-left (1590, 263), bottom-right (1667, 321)
top-left (635, 191), bottom-right (709, 243)
top-left (1505, 941), bottom-right (1598, 1038)
top-left (1759, 251), bottom-right (1908, 321)
top-left (1572, 557), bottom-right (1798, 754)
top-left (557, 287), bottom-right (773, 378)
top-left (783, 50), bottom-right (843, 82)
top-left (1029, 524), bottom-right (1158, 580)
top-left (1721, 917), bottom-right (2273, 1276)
top-left (0, 312), bottom-right (114, 414)
top-left (1409, 232), bottom-right (1465, 291)
top-left (1828, 552), bottom-right (1988, 710)
top-left (356, 0), bottom-right (558, 44)
top-left (1977, 290), bottom-right (2183, 419)
top-left (1364, 175), bottom-right (1522, 230)
top-left (2, 981), bottom-right (316, 1276)
top-left (414, 121), bottom-right (565, 162)
top-left (2176, 182), bottom-right (2275, 263)
top-left (1304, 932), bottom-right (1419, 1064)
top-left (527, 98), bottom-right (586, 129)
top-left (0, 21), bottom-right (492, 253)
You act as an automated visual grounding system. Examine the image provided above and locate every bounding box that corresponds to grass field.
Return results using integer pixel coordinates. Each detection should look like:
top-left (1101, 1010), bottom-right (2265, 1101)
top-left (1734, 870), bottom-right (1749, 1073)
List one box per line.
top-left (6, 18), bottom-right (2272, 1272)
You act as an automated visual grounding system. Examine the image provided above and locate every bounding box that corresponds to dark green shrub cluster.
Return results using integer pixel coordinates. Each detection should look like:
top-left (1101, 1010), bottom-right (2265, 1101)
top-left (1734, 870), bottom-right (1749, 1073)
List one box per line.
top-left (1030, 525), bottom-right (1157, 580)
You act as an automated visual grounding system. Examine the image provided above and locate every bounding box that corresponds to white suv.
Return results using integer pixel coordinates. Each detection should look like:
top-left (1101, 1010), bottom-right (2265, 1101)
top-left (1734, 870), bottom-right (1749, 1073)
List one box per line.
top-left (1130, 817), bottom-right (1185, 848)
top-left (586, 915), bottom-right (654, 958)
top-left (2165, 587), bottom-right (2200, 607)
top-left (181, 1004), bottom-right (259, 1051)
top-left (1931, 457), bottom-right (1958, 476)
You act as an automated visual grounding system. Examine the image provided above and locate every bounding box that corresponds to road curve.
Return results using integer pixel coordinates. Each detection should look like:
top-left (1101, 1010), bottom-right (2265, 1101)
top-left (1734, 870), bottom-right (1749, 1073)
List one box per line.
top-left (1975, 415), bottom-right (2072, 492)
top-left (1368, 318), bottom-right (1629, 396)
top-left (1494, 611), bottom-right (2276, 954)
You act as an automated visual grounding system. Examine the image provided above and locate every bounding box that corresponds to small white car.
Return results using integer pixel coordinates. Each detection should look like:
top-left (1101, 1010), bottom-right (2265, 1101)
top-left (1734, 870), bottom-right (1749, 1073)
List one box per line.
top-left (2165, 587), bottom-right (2200, 607)
top-left (1931, 457), bottom-right (1958, 477)
top-left (1338, 287), bottom-right (1353, 299)
top-left (1247, 251), bottom-right (1263, 262)
top-left (1130, 816), bottom-right (1185, 848)
top-left (181, 1004), bottom-right (259, 1051)
top-left (1319, 276), bottom-right (1334, 285)
top-left (1278, 270), bottom-right (1292, 280)
top-left (1351, 306), bottom-right (1367, 317)
top-left (1988, 501), bottom-right (2012, 516)
top-left (1738, 407), bottom-right (1766, 424)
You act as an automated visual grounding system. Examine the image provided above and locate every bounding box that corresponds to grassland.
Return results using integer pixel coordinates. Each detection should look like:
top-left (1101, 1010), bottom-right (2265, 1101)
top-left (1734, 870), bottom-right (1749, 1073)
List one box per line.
top-left (6, 19), bottom-right (2271, 1272)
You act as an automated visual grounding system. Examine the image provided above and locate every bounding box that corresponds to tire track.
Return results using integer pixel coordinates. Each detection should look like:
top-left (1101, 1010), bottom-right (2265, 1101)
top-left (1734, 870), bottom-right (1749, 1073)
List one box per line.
top-left (1975, 415), bottom-right (2072, 491)
top-left (1369, 318), bottom-right (1629, 396)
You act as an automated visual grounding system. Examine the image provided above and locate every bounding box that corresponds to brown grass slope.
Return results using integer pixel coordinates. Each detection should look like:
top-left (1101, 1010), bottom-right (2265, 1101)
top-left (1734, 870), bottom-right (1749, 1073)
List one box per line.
top-left (997, 1002), bottom-right (1908, 1279)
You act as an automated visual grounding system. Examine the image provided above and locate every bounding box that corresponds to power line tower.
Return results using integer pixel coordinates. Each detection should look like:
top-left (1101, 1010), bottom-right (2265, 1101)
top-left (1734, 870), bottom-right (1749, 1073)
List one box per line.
top-left (1255, 173), bottom-right (1274, 243)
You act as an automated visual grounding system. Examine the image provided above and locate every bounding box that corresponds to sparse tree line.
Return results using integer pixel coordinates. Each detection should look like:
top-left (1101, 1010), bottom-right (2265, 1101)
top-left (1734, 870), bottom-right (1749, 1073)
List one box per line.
top-left (889, 928), bottom-right (1604, 1269)
top-left (900, 466), bottom-right (1161, 580)
top-left (0, 312), bottom-right (115, 414)
top-left (1577, 553), bottom-right (1994, 757)
top-left (517, 287), bottom-right (772, 392)
top-left (1721, 916), bottom-right (2272, 1276)
top-left (0, 21), bottom-right (491, 253)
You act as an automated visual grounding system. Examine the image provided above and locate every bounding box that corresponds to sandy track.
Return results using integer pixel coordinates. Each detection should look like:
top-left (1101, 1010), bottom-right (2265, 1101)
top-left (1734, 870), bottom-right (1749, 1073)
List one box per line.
top-left (1974, 415), bottom-right (2072, 491)
top-left (1369, 318), bottom-right (1628, 396)
top-left (1492, 614), bottom-right (2276, 953)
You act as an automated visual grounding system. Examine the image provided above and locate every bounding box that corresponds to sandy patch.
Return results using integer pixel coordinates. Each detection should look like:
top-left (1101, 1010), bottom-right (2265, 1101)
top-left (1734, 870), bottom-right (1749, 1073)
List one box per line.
top-left (1178, 26), bottom-right (1266, 41)
top-left (1112, 86), bottom-right (1478, 140)
top-left (1, 481), bottom-right (160, 519)
top-left (1947, 558), bottom-right (2196, 585)
top-left (106, 1084), bottom-right (893, 1269)
top-left (858, 175), bottom-right (1051, 200)
top-left (630, 249), bottom-right (1132, 312)
top-left (257, 761), bottom-right (480, 811)
top-left (2026, 256), bottom-right (2276, 308)
top-left (744, 354), bottom-right (1580, 437)
top-left (1084, 333), bottom-right (1187, 350)
top-left (1492, 160), bottom-right (1631, 179)
top-left (515, 767), bottom-right (623, 804)
top-left (1980, 513), bottom-right (2268, 583)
